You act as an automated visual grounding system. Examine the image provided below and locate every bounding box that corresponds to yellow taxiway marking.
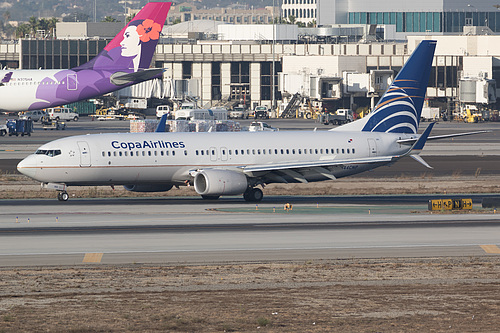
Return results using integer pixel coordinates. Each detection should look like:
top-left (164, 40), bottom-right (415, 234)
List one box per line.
top-left (480, 245), bottom-right (500, 254)
top-left (83, 253), bottom-right (103, 263)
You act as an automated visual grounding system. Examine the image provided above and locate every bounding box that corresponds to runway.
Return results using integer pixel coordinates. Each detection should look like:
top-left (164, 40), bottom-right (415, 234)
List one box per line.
top-left (1, 197), bottom-right (500, 266)
top-left (1, 119), bottom-right (500, 266)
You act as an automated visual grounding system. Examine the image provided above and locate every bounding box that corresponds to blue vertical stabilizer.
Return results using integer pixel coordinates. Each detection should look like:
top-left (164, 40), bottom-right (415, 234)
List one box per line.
top-left (333, 40), bottom-right (436, 134)
top-left (362, 40), bottom-right (436, 133)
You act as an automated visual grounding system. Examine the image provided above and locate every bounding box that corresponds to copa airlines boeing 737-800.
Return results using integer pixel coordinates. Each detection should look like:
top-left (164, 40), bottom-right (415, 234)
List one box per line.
top-left (17, 40), bottom-right (484, 202)
top-left (0, 2), bottom-right (171, 112)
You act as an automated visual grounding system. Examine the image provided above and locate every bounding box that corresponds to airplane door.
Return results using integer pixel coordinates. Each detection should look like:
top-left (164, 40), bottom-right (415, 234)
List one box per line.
top-left (367, 138), bottom-right (377, 157)
top-left (77, 141), bottom-right (91, 167)
top-left (209, 147), bottom-right (217, 161)
top-left (67, 74), bottom-right (77, 91)
top-left (220, 147), bottom-right (228, 161)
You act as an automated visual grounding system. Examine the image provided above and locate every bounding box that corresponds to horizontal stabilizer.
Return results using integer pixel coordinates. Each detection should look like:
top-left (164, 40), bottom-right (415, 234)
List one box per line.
top-left (397, 129), bottom-right (491, 145)
top-left (110, 68), bottom-right (164, 86)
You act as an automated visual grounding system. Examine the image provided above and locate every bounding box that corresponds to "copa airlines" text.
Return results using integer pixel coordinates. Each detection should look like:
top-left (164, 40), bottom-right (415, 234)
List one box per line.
top-left (111, 140), bottom-right (186, 150)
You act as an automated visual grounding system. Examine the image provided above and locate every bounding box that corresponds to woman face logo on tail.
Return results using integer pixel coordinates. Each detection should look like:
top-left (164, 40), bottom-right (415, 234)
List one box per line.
top-left (120, 19), bottom-right (162, 72)
top-left (121, 26), bottom-right (141, 58)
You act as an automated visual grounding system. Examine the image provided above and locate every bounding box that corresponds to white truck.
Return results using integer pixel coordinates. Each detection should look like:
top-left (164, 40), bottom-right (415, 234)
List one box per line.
top-left (156, 105), bottom-right (172, 119)
top-left (248, 121), bottom-right (277, 132)
top-left (229, 106), bottom-right (250, 119)
top-left (175, 108), bottom-right (228, 121)
top-left (319, 109), bottom-right (354, 125)
top-left (421, 107), bottom-right (440, 122)
top-left (0, 123), bottom-right (7, 136)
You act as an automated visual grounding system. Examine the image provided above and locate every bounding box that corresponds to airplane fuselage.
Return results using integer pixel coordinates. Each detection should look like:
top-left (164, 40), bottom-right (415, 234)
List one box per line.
top-left (18, 130), bottom-right (415, 186)
top-left (0, 68), bottom-right (138, 112)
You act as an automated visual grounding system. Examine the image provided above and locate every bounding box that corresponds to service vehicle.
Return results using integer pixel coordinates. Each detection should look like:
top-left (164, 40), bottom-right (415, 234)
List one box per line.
top-left (248, 121), bottom-right (277, 132)
top-left (229, 106), bottom-right (249, 119)
top-left (47, 107), bottom-right (79, 121)
top-left (254, 106), bottom-right (270, 119)
top-left (90, 107), bottom-right (126, 121)
top-left (461, 105), bottom-right (483, 123)
top-left (156, 105), bottom-right (171, 119)
top-left (0, 124), bottom-right (7, 136)
top-left (421, 107), bottom-right (440, 122)
top-left (175, 108), bottom-right (227, 121)
top-left (18, 110), bottom-right (47, 122)
top-left (319, 109), bottom-right (354, 125)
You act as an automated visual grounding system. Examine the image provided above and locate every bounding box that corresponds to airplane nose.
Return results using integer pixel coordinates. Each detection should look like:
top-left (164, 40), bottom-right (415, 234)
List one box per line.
top-left (17, 155), bottom-right (38, 179)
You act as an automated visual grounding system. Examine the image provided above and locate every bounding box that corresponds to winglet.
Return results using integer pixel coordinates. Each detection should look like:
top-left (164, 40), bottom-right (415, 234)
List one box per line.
top-left (155, 114), bottom-right (168, 132)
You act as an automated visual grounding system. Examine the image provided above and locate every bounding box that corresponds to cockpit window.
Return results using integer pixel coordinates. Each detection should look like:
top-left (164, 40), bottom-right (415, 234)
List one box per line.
top-left (35, 149), bottom-right (61, 157)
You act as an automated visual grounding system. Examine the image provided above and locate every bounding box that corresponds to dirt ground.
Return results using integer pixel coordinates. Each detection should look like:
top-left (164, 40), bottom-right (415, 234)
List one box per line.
top-left (0, 258), bottom-right (500, 332)
top-left (2, 173), bottom-right (500, 199)
top-left (1, 174), bottom-right (500, 332)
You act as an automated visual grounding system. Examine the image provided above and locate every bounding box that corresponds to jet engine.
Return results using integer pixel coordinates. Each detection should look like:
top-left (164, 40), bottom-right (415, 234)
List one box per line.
top-left (194, 169), bottom-right (248, 196)
top-left (123, 184), bottom-right (173, 192)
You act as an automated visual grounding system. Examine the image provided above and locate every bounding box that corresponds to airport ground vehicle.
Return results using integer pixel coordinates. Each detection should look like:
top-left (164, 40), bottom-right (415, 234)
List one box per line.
top-left (420, 107), bottom-right (440, 122)
top-left (156, 105), bottom-right (171, 119)
top-left (175, 108), bottom-right (227, 121)
top-left (229, 106), bottom-right (249, 119)
top-left (0, 124), bottom-right (7, 136)
top-left (89, 107), bottom-right (126, 121)
top-left (40, 115), bottom-right (66, 130)
top-left (47, 107), bottom-right (79, 121)
top-left (319, 109), bottom-right (354, 125)
top-left (18, 110), bottom-right (47, 122)
top-left (254, 106), bottom-right (270, 119)
top-left (248, 121), bottom-right (277, 132)
top-left (461, 105), bottom-right (483, 123)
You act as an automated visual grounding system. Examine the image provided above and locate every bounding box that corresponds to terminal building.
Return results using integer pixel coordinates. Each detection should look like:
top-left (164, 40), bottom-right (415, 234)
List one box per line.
top-left (0, 0), bottom-right (499, 117)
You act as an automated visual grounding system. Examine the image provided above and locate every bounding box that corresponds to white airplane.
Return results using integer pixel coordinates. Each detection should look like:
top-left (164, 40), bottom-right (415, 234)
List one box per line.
top-left (0, 2), bottom-right (171, 112)
top-left (17, 40), bottom-right (485, 202)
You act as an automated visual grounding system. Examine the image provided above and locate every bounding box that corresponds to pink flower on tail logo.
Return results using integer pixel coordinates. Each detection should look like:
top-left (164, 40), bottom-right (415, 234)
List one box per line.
top-left (137, 19), bottom-right (161, 43)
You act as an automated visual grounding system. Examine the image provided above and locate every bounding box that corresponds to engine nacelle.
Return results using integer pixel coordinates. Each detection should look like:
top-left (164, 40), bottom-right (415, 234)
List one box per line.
top-left (123, 184), bottom-right (173, 192)
top-left (194, 169), bottom-right (248, 196)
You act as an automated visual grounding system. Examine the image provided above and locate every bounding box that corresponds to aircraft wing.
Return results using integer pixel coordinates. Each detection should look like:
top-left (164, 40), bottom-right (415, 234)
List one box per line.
top-left (241, 155), bottom-right (397, 182)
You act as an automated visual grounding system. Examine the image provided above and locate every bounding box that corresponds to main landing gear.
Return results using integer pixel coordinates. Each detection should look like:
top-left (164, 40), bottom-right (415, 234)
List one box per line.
top-left (243, 187), bottom-right (263, 202)
top-left (57, 191), bottom-right (69, 201)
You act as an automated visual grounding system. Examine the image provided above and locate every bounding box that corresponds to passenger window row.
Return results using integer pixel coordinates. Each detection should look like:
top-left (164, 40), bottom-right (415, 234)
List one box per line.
top-left (195, 147), bottom-right (355, 156)
top-left (102, 150), bottom-right (186, 157)
top-left (101, 147), bottom-right (356, 159)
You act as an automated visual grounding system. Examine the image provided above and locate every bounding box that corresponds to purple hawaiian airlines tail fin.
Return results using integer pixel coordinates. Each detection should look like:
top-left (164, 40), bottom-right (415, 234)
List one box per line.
top-left (75, 2), bottom-right (171, 72)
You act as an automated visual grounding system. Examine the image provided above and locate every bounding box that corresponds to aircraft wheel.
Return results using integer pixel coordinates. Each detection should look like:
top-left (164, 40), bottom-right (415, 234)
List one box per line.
top-left (58, 191), bottom-right (69, 201)
top-left (201, 195), bottom-right (220, 200)
top-left (244, 188), bottom-right (263, 202)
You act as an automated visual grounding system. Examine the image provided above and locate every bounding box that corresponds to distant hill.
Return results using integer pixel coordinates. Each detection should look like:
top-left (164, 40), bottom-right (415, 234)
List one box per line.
top-left (1, 0), bottom-right (273, 22)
